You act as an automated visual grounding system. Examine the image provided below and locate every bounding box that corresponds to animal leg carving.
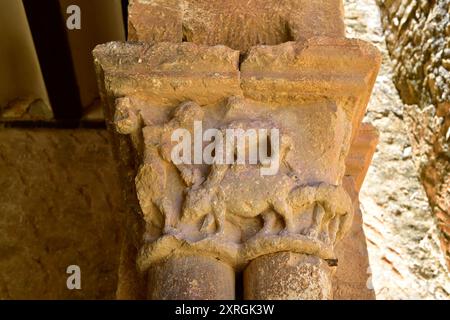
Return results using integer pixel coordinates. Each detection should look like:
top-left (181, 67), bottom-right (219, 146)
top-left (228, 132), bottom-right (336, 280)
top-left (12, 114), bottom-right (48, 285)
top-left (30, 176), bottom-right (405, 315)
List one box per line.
top-left (258, 211), bottom-right (277, 236)
top-left (273, 199), bottom-right (295, 235)
top-left (200, 213), bottom-right (215, 235)
top-left (308, 204), bottom-right (326, 238)
top-left (212, 200), bottom-right (226, 235)
top-left (328, 216), bottom-right (340, 245)
top-left (159, 197), bottom-right (178, 235)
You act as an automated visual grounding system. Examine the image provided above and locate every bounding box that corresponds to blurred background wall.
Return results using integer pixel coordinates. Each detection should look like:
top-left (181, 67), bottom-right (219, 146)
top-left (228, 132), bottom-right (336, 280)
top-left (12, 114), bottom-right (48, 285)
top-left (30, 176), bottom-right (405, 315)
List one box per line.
top-left (0, 0), bottom-right (49, 115)
top-left (1, 0), bottom-right (127, 121)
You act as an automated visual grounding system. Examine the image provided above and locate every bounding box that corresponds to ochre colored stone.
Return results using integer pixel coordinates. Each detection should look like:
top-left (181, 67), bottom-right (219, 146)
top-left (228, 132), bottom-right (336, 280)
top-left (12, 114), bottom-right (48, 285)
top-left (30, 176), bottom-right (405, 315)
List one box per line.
top-left (0, 129), bottom-right (124, 299)
top-left (128, 0), bottom-right (345, 51)
top-left (94, 42), bottom-right (360, 272)
top-left (333, 177), bottom-right (375, 300)
top-left (147, 255), bottom-right (235, 300)
top-left (240, 38), bottom-right (381, 142)
top-left (94, 42), bottom-right (241, 107)
top-left (244, 252), bottom-right (333, 300)
top-left (345, 123), bottom-right (379, 192)
top-left (94, 0), bottom-right (381, 300)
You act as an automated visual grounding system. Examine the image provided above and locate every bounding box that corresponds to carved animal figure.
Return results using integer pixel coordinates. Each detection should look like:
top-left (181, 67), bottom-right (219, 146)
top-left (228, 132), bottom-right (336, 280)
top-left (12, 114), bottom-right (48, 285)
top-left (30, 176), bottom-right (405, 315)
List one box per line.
top-left (288, 184), bottom-right (354, 243)
top-left (180, 114), bottom-right (353, 239)
top-left (181, 116), bottom-right (297, 234)
top-left (134, 101), bottom-right (206, 234)
top-left (182, 163), bottom-right (353, 241)
top-left (182, 165), bottom-right (299, 234)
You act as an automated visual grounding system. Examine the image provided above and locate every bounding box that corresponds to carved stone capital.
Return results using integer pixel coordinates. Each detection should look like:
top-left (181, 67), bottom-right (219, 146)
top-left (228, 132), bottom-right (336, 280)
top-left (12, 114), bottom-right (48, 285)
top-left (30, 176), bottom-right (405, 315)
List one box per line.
top-left (94, 5), bottom-right (381, 299)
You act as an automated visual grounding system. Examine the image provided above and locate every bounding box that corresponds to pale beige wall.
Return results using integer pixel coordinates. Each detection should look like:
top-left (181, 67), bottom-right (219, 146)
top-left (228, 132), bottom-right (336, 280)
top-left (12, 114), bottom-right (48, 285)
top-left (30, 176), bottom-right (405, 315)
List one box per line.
top-left (0, 0), bottom-right (49, 109)
top-left (59, 0), bottom-right (125, 109)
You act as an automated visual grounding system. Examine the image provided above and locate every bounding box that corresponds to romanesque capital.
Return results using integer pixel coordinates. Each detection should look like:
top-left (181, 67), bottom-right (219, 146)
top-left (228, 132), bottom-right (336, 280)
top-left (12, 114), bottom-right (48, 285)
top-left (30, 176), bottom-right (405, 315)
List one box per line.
top-left (94, 0), bottom-right (381, 300)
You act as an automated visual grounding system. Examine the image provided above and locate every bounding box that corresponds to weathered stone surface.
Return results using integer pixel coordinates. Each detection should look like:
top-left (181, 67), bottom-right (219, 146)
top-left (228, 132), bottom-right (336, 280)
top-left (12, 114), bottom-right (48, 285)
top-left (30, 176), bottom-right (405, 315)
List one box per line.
top-left (345, 123), bottom-right (379, 192)
top-left (0, 129), bottom-right (124, 299)
top-left (94, 40), bottom-right (371, 275)
top-left (94, 38), bottom-right (381, 141)
top-left (148, 255), bottom-right (235, 300)
top-left (346, 0), bottom-right (450, 299)
top-left (378, 0), bottom-right (450, 269)
top-left (94, 1), bottom-right (381, 300)
top-left (240, 38), bottom-right (381, 141)
top-left (115, 233), bottom-right (147, 300)
top-left (128, 0), bottom-right (345, 52)
top-left (244, 252), bottom-right (333, 300)
top-left (94, 42), bottom-right (241, 107)
top-left (132, 95), bottom-right (354, 271)
top-left (333, 177), bottom-right (375, 300)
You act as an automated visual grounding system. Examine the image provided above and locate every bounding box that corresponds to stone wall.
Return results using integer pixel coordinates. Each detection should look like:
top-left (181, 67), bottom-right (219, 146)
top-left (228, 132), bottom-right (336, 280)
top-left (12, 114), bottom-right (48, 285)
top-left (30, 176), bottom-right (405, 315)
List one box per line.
top-left (0, 129), bottom-right (124, 299)
top-left (377, 0), bottom-right (450, 269)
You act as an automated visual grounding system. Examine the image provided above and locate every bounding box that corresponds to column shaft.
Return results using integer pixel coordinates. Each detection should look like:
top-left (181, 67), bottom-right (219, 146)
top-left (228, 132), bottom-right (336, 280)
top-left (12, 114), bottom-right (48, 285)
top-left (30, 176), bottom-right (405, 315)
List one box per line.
top-left (148, 255), bottom-right (235, 300)
top-left (244, 252), bottom-right (333, 300)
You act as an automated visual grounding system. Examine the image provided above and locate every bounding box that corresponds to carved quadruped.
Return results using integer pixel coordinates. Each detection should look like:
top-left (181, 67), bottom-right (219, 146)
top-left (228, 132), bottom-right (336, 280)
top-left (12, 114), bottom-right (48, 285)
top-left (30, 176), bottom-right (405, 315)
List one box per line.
top-left (101, 93), bottom-right (356, 270)
top-left (94, 15), bottom-right (381, 299)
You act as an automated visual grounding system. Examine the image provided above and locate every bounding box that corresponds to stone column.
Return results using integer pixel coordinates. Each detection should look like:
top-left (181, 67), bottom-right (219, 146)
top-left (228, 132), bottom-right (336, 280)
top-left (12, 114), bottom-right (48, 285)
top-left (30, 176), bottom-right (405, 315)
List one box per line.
top-left (148, 255), bottom-right (235, 300)
top-left (244, 253), bottom-right (333, 300)
top-left (94, 0), bottom-right (381, 300)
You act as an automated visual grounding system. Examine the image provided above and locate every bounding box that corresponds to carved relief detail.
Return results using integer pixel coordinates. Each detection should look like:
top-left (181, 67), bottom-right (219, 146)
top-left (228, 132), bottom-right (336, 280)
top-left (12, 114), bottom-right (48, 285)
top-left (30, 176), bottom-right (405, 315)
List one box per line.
top-left (113, 95), bottom-right (354, 271)
top-left (93, 36), bottom-right (381, 299)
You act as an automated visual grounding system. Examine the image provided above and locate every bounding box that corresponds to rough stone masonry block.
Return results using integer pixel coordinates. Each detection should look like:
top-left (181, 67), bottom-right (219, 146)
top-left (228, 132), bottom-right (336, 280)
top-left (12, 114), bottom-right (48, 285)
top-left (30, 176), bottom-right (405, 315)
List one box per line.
top-left (333, 176), bottom-right (375, 299)
top-left (94, 42), bottom-right (241, 108)
top-left (240, 37), bottom-right (381, 144)
top-left (345, 123), bottom-right (379, 192)
top-left (378, 0), bottom-right (450, 270)
top-left (128, 0), bottom-right (345, 51)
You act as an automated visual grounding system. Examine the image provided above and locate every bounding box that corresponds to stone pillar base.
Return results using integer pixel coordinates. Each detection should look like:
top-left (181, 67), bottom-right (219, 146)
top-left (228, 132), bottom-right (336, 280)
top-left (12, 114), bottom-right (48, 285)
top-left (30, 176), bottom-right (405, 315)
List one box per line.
top-left (147, 255), bottom-right (235, 300)
top-left (244, 252), bottom-right (333, 300)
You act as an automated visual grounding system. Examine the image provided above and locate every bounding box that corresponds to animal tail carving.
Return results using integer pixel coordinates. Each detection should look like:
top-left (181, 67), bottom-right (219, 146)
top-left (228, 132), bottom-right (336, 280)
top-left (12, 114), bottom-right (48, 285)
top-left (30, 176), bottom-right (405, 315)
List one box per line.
top-left (288, 183), bottom-right (354, 243)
